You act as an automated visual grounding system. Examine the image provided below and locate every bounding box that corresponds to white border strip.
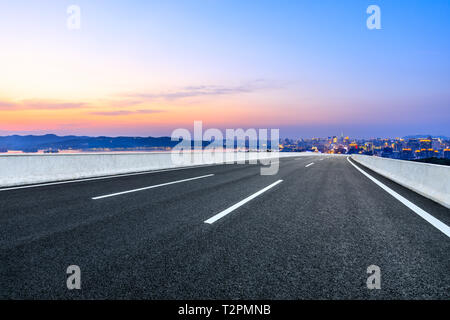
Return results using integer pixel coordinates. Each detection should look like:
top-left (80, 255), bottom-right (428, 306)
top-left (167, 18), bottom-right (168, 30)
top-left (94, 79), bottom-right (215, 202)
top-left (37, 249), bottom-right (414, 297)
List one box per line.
top-left (92, 174), bottom-right (214, 200)
top-left (347, 157), bottom-right (450, 238)
top-left (204, 180), bottom-right (283, 224)
top-left (0, 156), bottom-right (296, 192)
top-left (0, 164), bottom-right (219, 192)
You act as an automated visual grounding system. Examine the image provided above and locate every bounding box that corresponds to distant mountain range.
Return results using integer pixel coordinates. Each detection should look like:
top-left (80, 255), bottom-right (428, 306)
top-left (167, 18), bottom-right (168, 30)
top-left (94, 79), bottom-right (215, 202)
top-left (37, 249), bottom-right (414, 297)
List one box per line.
top-left (0, 134), bottom-right (275, 152)
top-left (0, 134), bottom-right (179, 151)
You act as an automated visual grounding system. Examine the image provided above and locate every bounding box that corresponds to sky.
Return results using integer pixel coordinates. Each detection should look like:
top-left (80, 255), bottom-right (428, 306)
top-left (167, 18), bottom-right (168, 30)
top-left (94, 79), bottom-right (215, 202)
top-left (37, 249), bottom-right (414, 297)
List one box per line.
top-left (0, 0), bottom-right (449, 138)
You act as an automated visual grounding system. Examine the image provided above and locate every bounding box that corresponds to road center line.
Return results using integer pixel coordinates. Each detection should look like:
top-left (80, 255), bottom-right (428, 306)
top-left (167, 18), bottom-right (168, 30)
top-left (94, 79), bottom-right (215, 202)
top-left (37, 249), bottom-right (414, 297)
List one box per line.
top-left (305, 162), bottom-right (314, 167)
top-left (92, 174), bottom-right (214, 200)
top-left (204, 179), bottom-right (283, 224)
top-left (347, 157), bottom-right (450, 238)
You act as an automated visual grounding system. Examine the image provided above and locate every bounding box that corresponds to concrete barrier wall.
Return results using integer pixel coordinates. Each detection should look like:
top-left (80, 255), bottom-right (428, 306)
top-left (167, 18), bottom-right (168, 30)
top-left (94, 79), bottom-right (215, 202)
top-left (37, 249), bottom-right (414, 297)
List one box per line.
top-left (351, 155), bottom-right (450, 209)
top-left (0, 151), bottom-right (322, 187)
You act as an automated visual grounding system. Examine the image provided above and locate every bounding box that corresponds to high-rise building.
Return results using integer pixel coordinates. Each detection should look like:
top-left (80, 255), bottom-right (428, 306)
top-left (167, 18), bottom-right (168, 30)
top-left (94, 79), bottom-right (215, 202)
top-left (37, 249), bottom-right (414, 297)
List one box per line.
top-left (407, 139), bottom-right (420, 152)
top-left (432, 138), bottom-right (441, 151)
top-left (420, 139), bottom-right (432, 150)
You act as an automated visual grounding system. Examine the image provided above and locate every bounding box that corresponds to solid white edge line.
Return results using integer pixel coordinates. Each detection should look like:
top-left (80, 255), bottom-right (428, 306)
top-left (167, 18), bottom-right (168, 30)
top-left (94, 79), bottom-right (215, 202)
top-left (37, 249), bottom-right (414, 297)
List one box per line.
top-left (204, 179), bottom-right (283, 224)
top-left (347, 157), bottom-right (450, 238)
top-left (0, 164), bottom-right (221, 192)
top-left (92, 174), bottom-right (214, 200)
top-left (305, 162), bottom-right (314, 167)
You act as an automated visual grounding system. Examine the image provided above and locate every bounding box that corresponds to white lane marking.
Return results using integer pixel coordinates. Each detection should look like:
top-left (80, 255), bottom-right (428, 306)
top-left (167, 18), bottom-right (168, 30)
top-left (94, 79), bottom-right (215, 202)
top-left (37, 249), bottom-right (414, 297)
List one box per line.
top-left (319, 158), bottom-right (324, 161)
top-left (347, 157), bottom-right (450, 238)
top-left (204, 180), bottom-right (283, 224)
top-left (305, 162), bottom-right (314, 167)
top-left (0, 164), bottom-right (221, 192)
top-left (92, 174), bottom-right (214, 200)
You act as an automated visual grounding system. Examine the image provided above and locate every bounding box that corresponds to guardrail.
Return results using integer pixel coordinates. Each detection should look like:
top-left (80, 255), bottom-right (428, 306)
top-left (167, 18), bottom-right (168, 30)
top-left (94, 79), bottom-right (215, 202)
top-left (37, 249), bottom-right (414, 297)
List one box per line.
top-left (0, 151), bottom-right (323, 187)
top-left (351, 155), bottom-right (450, 209)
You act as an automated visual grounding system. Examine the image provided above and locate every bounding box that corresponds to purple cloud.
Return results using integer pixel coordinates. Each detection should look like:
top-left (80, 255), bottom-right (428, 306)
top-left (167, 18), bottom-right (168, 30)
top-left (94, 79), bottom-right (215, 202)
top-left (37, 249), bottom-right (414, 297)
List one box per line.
top-left (89, 109), bottom-right (164, 116)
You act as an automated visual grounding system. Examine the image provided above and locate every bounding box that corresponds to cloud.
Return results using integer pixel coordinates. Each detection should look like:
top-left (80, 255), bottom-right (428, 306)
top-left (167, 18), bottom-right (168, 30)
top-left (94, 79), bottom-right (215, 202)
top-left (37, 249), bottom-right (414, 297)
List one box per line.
top-left (96, 99), bottom-right (144, 108)
top-left (0, 98), bottom-right (145, 111)
top-left (0, 101), bottom-right (20, 109)
top-left (0, 99), bottom-right (87, 110)
top-left (88, 109), bottom-right (164, 116)
top-left (0, 101), bottom-right (16, 108)
top-left (124, 80), bottom-right (279, 101)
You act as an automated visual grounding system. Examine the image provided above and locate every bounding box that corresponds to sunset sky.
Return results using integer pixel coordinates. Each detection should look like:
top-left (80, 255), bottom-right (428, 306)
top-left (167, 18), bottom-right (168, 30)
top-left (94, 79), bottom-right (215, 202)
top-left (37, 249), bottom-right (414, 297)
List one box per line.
top-left (1, 0), bottom-right (449, 138)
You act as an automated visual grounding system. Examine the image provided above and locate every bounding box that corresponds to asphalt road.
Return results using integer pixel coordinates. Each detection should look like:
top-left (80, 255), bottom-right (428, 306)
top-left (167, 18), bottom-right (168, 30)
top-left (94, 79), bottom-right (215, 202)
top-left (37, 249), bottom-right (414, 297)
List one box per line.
top-left (0, 155), bottom-right (449, 299)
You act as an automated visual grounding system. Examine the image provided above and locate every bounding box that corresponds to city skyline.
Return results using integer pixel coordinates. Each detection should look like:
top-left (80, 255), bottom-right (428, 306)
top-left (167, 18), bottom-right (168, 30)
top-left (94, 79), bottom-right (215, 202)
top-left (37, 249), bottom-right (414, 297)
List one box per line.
top-left (1, 0), bottom-right (450, 137)
top-left (0, 130), bottom-right (448, 140)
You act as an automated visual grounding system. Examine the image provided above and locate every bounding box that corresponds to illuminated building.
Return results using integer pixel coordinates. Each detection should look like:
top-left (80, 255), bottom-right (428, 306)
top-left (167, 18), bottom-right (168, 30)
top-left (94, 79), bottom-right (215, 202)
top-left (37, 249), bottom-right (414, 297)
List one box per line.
top-left (420, 139), bottom-right (432, 150)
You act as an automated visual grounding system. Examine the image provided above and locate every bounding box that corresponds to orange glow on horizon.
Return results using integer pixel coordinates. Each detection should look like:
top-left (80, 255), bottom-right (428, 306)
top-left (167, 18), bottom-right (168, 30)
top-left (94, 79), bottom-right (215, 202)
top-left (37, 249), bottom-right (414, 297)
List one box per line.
top-left (1, 93), bottom-right (372, 135)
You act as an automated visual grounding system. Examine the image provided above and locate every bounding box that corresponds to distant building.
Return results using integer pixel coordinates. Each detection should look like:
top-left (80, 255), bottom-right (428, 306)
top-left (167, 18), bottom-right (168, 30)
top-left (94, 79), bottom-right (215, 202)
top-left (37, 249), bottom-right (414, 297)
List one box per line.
top-left (400, 148), bottom-right (414, 160)
top-left (381, 147), bottom-right (394, 158)
top-left (44, 149), bottom-right (59, 154)
top-left (444, 149), bottom-right (450, 159)
top-left (432, 138), bottom-right (441, 151)
top-left (419, 139), bottom-right (432, 150)
top-left (416, 148), bottom-right (436, 159)
top-left (347, 143), bottom-right (359, 154)
top-left (22, 148), bottom-right (38, 153)
top-left (407, 139), bottom-right (420, 152)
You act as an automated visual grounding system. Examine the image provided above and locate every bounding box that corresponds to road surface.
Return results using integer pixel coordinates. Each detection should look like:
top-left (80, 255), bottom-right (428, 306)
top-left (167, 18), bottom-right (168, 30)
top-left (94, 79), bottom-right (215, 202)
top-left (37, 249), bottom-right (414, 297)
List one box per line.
top-left (0, 156), bottom-right (449, 299)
